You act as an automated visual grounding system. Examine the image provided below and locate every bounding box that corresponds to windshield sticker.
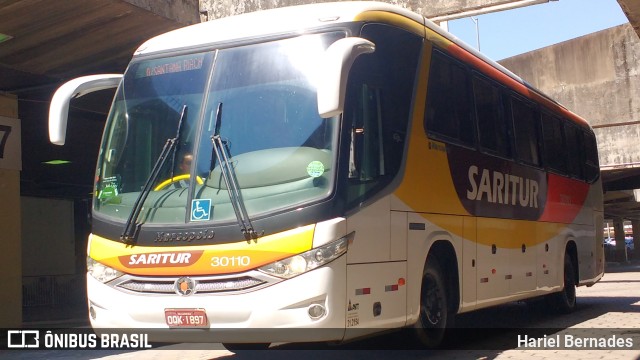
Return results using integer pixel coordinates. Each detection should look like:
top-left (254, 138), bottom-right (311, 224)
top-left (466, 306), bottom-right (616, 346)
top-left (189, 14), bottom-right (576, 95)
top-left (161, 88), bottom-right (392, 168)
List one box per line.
top-left (190, 199), bottom-right (211, 222)
top-left (306, 161), bottom-right (325, 178)
top-left (98, 175), bottom-right (119, 201)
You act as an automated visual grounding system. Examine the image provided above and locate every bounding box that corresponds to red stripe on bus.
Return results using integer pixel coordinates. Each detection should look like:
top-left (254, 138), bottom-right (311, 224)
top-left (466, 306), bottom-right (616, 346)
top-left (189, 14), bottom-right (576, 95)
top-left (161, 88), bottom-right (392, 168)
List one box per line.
top-left (538, 174), bottom-right (589, 223)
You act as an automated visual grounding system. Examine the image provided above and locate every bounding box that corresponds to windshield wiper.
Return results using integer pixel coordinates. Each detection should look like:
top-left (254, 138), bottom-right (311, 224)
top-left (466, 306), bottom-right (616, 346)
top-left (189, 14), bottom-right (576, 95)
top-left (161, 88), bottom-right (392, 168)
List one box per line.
top-left (210, 102), bottom-right (262, 242)
top-left (121, 105), bottom-right (187, 244)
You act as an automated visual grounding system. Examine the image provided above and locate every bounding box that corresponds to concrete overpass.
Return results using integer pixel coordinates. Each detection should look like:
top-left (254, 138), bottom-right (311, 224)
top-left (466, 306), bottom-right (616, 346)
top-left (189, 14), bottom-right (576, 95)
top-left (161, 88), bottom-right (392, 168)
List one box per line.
top-left (0, 0), bottom-right (638, 327)
top-left (618, 0), bottom-right (640, 37)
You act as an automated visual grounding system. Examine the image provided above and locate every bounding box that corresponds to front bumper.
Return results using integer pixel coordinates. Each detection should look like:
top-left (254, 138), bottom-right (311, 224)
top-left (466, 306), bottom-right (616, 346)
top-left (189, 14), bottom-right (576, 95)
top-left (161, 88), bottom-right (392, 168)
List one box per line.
top-left (88, 256), bottom-right (347, 343)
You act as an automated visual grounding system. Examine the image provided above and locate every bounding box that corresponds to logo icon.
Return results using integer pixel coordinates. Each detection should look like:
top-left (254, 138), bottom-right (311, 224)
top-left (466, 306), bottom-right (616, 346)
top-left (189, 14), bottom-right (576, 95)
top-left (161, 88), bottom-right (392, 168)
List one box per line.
top-left (190, 199), bottom-right (211, 221)
top-left (174, 277), bottom-right (196, 296)
top-left (7, 330), bottom-right (39, 348)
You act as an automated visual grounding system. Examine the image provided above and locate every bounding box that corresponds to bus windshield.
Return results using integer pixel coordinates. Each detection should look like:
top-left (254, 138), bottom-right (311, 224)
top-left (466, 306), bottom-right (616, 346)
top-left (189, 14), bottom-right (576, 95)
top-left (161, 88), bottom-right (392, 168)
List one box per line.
top-left (94, 32), bottom-right (343, 227)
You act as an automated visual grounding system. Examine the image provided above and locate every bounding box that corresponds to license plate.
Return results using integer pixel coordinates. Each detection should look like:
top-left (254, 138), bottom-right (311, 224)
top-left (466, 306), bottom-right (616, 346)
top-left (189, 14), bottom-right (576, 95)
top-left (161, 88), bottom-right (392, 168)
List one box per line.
top-left (165, 308), bottom-right (209, 328)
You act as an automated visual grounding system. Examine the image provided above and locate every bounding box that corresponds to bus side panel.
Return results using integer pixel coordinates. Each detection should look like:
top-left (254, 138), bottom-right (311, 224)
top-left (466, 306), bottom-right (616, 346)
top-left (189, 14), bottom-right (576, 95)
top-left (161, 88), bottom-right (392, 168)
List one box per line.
top-left (574, 223), bottom-right (597, 284)
top-left (536, 221), bottom-right (563, 293)
top-left (476, 218), bottom-right (546, 307)
top-left (593, 210), bottom-right (605, 282)
top-left (476, 218), bottom-right (511, 305)
top-left (346, 196), bottom-right (391, 264)
top-left (461, 216), bottom-right (477, 312)
top-left (390, 211), bottom-right (408, 262)
top-left (343, 196), bottom-right (407, 336)
top-left (579, 179), bottom-right (605, 285)
top-left (344, 262), bottom-right (407, 340)
top-left (507, 220), bottom-right (538, 296)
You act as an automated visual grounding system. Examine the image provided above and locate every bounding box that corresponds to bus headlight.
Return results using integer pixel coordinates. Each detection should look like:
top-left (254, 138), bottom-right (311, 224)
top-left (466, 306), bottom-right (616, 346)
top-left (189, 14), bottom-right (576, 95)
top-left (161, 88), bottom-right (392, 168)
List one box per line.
top-left (258, 237), bottom-right (348, 279)
top-left (87, 257), bottom-right (125, 283)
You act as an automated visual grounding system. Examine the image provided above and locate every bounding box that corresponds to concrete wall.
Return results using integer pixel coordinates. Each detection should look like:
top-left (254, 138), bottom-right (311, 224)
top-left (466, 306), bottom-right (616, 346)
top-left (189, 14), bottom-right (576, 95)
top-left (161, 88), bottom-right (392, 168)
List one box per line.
top-left (499, 24), bottom-right (640, 168)
top-left (199, 0), bottom-right (536, 21)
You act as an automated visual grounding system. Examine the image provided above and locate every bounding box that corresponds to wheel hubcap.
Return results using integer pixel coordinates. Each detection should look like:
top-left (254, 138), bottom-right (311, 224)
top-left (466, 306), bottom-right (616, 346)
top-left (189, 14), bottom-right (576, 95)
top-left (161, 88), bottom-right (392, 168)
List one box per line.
top-left (423, 277), bottom-right (442, 325)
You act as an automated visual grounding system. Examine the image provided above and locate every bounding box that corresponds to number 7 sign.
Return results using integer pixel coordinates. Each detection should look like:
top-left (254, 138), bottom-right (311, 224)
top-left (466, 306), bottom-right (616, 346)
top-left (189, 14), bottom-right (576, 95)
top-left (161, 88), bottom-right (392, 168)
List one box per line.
top-left (0, 116), bottom-right (21, 171)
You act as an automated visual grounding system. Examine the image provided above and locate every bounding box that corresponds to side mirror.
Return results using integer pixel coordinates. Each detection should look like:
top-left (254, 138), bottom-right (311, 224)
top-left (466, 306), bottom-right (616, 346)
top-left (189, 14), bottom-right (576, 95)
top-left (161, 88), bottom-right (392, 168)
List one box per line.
top-left (317, 37), bottom-right (375, 118)
top-left (49, 74), bottom-right (122, 145)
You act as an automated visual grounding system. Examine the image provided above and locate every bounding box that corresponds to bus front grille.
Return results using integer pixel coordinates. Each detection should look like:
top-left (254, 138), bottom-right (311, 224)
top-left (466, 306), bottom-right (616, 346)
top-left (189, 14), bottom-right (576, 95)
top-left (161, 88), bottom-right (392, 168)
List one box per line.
top-left (112, 274), bottom-right (271, 295)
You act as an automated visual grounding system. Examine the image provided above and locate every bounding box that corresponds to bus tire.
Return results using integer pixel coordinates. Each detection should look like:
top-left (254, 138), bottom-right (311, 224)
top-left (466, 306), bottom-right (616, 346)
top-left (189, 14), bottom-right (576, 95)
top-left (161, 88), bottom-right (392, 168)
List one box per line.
top-left (553, 252), bottom-right (577, 313)
top-left (414, 257), bottom-right (448, 348)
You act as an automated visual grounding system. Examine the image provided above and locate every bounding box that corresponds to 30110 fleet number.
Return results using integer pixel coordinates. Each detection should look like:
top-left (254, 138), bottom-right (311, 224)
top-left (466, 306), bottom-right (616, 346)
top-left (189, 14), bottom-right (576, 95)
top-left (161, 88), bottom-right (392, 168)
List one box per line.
top-left (210, 256), bottom-right (250, 267)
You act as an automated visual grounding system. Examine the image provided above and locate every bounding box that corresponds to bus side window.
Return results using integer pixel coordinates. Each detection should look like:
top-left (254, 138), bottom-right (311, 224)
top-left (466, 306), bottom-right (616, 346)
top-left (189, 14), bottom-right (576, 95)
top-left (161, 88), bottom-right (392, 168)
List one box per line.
top-left (541, 113), bottom-right (567, 175)
top-left (583, 130), bottom-right (600, 183)
top-left (511, 96), bottom-right (541, 167)
top-left (424, 50), bottom-right (474, 147)
top-left (348, 84), bottom-right (384, 181)
top-left (473, 75), bottom-right (511, 158)
top-left (564, 122), bottom-right (585, 180)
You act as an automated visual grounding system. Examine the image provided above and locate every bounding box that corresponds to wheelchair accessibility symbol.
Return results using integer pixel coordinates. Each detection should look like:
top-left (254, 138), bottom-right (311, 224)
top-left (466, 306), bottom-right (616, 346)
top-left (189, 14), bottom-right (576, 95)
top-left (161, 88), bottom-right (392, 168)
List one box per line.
top-left (191, 199), bottom-right (211, 221)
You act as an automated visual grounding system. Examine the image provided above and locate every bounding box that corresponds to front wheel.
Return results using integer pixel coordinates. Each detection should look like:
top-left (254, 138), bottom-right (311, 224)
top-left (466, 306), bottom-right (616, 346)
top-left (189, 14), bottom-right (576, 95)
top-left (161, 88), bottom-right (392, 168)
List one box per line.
top-left (414, 257), bottom-right (448, 348)
top-left (553, 252), bottom-right (577, 313)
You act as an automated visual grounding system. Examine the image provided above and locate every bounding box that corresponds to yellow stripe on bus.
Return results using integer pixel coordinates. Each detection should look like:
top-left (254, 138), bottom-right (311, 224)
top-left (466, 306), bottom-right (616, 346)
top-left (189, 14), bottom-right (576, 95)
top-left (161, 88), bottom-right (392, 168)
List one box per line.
top-left (88, 224), bottom-right (315, 276)
top-left (354, 11), bottom-right (425, 36)
top-left (420, 212), bottom-right (572, 249)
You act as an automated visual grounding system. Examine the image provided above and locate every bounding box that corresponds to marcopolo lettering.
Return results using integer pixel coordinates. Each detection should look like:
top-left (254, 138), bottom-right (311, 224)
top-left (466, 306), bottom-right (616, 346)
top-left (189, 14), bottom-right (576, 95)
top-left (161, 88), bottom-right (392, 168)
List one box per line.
top-left (155, 229), bottom-right (214, 242)
top-left (466, 165), bottom-right (539, 208)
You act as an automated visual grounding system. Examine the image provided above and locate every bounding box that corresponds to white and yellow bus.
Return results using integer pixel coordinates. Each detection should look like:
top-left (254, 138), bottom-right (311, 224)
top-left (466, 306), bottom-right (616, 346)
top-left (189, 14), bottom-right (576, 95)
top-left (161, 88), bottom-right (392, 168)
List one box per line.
top-left (49, 1), bottom-right (603, 348)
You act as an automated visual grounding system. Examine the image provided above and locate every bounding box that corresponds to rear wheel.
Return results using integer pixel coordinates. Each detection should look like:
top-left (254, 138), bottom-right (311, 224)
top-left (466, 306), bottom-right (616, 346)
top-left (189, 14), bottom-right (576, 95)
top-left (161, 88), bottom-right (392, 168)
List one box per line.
top-left (553, 252), bottom-right (577, 313)
top-left (414, 257), bottom-right (448, 348)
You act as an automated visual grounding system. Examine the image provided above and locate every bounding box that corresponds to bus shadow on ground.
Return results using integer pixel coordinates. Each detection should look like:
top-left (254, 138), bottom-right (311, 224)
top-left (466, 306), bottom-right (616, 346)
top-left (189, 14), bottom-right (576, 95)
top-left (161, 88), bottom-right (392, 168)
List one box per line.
top-left (224, 266), bottom-right (640, 360)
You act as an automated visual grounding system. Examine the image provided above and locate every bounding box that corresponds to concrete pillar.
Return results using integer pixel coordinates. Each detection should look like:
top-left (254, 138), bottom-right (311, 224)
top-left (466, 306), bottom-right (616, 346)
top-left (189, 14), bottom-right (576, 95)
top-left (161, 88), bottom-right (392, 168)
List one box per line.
top-left (613, 218), bottom-right (628, 262)
top-left (0, 93), bottom-right (21, 327)
top-left (632, 220), bottom-right (640, 260)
